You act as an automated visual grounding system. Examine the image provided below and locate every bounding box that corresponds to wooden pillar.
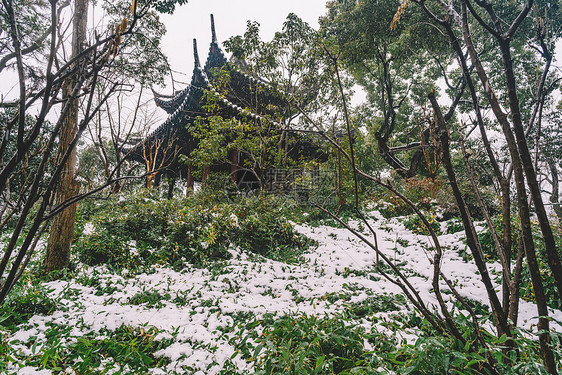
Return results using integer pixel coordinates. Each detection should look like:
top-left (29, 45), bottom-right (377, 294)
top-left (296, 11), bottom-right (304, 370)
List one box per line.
top-left (167, 177), bottom-right (175, 199)
top-left (230, 149), bottom-right (239, 184)
top-left (186, 165), bottom-right (194, 196)
top-left (202, 164), bottom-right (210, 183)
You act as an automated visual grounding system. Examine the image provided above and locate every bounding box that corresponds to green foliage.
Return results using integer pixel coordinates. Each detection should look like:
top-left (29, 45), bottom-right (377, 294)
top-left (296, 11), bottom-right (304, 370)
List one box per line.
top-left (128, 290), bottom-right (170, 308)
top-left (185, 113), bottom-right (237, 178)
top-left (375, 194), bottom-right (411, 219)
top-left (98, 0), bottom-right (171, 86)
top-left (74, 189), bottom-right (181, 270)
top-left (200, 13), bottom-right (343, 191)
top-left (75, 231), bottom-right (130, 266)
top-left (232, 197), bottom-right (312, 262)
top-left (0, 0), bottom-right (50, 73)
top-left (236, 313), bottom-right (373, 374)
top-left (344, 293), bottom-right (407, 318)
top-left (231, 307), bottom-right (558, 375)
top-left (387, 333), bottom-right (487, 375)
top-left (5, 323), bottom-right (173, 373)
top-left (374, 313), bottom-right (561, 375)
top-left (450, 155), bottom-right (499, 220)
top-left (446, 218), bottom-right (464, 234)
top-left (188, 52), bottom-right (331, 183)
top-left (372, 177), bottom-right (444, 219)
top-left (459, 214), bottom-right (520, 263)
top-left (74, 189), bottom-right (313, 271)
top-left (162, 204), bottom-right (234, 269)
top-left (0, 284), bottom-right (57, 330)
top-left (369, 173), bottom-right (497, 224)
top-left (71, 325), bottom-right (172, 372)
top-left (144, 0), bottom-right (188, 14)
top-left (224, 13), bottom-right (333, 106)
top-left (320, 0), bottom-right (450, 179)
top-left (403, 212), bottom-right (441, 236)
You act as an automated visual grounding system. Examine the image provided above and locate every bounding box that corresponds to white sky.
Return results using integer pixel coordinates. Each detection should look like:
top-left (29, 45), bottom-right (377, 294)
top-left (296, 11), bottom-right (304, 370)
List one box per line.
top-left (2, 1), bottom-right (560, 108)
top-left (157, 1), bottom-right (330, 90)
top-left (156, 1), bottom-right (561, 101)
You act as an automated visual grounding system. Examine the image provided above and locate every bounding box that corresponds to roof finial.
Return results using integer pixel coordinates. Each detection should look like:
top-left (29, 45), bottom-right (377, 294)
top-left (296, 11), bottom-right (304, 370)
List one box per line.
top-left (193, 38), bottom-right (200, 68)
top-left (211, 14), bottom-right (217, 43)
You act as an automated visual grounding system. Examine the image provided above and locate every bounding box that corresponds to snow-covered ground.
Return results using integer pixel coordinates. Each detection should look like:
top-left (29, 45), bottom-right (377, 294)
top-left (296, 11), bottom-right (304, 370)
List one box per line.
top-left (3, 213), bottom-right (562, 374)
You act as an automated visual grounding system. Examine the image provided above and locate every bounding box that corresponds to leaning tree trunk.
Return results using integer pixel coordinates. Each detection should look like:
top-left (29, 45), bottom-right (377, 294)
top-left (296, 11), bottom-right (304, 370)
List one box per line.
top-left (548, 160), bottom-right (562, 221)
top-left (44, 0), bottom-right (88, 273)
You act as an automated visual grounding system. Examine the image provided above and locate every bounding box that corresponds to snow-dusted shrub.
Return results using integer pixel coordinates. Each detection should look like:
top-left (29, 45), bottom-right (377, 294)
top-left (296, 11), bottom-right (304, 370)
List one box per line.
top-left (446, 218), bottom-right (464, 234)
top-left (403, 212), bottom-right (441, 236)
top-left (0, 284), bottom-right (57, 329)
top-left (75, 231), bottom-right (130, 266)
top-left (74, 189), bottom-right (313, 270)
top-left (232, 196), bottom-right (312, 262)
top-left (236, 313), bottom-right (373, 374)
top-left (162, 206), bottom-right (234, 269)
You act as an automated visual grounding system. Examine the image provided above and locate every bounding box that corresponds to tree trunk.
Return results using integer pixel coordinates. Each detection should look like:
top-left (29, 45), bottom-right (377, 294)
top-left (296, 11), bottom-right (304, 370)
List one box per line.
top-left (498, 39), bottom-right (562, 312)
top-left (44, 0), bottom-right (88, 273)
top-left (202, 164), bottom-right (210, 183)
top-left (548, 160), bottom-right (562, 221)
top-left (428, 90), bottom-right (509, 335)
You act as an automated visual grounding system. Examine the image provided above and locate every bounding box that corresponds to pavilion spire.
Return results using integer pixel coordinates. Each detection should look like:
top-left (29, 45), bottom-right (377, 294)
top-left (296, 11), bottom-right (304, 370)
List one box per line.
top-left (193, 38), bottom-right (200, 68)
top-left (211, 14), bottom-right (217, 43)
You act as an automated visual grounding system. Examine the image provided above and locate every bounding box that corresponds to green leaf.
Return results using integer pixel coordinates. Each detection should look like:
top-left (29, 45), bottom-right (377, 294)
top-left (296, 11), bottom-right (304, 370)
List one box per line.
top-left (254, 343), bottom-right (264, 358)
top-left (498, 334), bottom-right (508, 344)
top-left (312, 355), bottom-right (325, 374)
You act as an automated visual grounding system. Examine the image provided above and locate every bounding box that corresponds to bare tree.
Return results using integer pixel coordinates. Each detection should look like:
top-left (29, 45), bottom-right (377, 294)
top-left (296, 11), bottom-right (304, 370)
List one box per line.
top-left (0, 0), bottom-right (181, 303)
top-left (141, 129), bottom-right (179, 189)
top-left (294, 0), bottom-right (562, 368)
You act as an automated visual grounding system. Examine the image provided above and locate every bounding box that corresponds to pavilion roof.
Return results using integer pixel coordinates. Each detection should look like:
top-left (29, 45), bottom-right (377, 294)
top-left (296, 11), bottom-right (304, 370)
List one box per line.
top-left (122, 15), bottom-right (296, 165)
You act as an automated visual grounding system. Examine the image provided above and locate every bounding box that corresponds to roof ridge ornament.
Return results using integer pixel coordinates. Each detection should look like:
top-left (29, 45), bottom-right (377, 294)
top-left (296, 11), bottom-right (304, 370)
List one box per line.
top-left (193, 38), bottom-right (200, 68)
top-left (211, 14), bottom-right (217, 43)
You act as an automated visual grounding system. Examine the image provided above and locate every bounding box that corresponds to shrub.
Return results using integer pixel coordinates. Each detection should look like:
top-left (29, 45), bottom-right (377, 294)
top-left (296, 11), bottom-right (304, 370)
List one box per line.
top-left (162, 207), bottom-right (234, 269)
top-left (10, 323), bottom-right (173, 373)
top-left (375, 194), bottom-right (411, 219)
top-left (74, 190), bottom-right (313, 271)
top-left (75, 231), bottom-right (130, 266)
top-left (236, 314), bottom-right (374, 374)
top-left (233, 197), bottom-right (312, 262)
top-left (464, 214), bottom-right (520, 262)
top-left (379, 313), bottom-right (561, 375)
top-left (0, 284), bottom-right (57, 330)
top-left (519, 224), bottom-right (562, 310)
top-left (446, 218), bottom-right (464, 234)
top-left (371, 176), bottom-right (498, 222)
top-left (403, 212), bottom-right (441, 236)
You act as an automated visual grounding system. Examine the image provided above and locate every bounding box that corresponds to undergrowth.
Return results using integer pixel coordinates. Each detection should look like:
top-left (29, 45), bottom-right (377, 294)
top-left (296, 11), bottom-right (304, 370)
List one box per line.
top-left (1, 323), bottom-right (174, 373)
top-left (0, 282), bottom-right (57, 330)
top-left (73, 189), bottom-right (314, 272)
top-left (225, 309), bottom-right (561, 375)
top-left (1, 185), bottom-right (560, 374)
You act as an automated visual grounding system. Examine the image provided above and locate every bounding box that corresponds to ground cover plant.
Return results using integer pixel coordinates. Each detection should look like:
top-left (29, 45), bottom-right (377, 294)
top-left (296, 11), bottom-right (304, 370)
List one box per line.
top-left (1, 190), bottom-right (561, 374)
top-left (73, 189), bottom-right (314, 272)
